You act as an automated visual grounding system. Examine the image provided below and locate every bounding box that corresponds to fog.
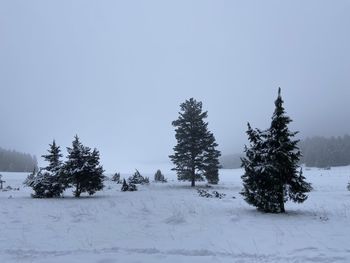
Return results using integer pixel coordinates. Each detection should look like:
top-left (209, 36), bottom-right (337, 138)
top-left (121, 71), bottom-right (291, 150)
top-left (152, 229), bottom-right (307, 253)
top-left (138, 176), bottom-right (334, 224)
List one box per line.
top-left (0, 1), bottom-right (349, 172)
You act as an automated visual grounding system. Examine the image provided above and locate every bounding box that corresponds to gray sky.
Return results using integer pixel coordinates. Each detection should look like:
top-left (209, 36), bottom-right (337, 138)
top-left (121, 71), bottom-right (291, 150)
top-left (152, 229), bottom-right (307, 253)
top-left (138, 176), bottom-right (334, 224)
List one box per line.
top-left (1, 0), bottom-right (349, 172)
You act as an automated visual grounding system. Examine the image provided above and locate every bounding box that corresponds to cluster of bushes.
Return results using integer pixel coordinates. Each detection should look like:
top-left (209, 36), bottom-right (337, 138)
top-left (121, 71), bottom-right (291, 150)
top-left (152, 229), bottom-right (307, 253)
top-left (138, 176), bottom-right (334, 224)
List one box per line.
top-left (112, 169), bottom-right (167, 192)
top-left (121, 179), bottom-right (137, 192)
top-left (127, 169), bottom-right (149, 185)
top-left (197, 189), bottom-right (226, 199)
top-left (24, 136), bottom-right (104, 198)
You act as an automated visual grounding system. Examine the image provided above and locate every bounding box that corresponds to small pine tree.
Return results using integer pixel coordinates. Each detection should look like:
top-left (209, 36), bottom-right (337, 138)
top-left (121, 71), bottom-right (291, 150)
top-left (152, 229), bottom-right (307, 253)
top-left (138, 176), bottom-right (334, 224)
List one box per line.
top-left (121, 179), bottom-right (129, 191)
top-left (121, 178), bottom-right (137, 192)
top-left (26, 169), bottom-right (64, 198)
top-left (170, 98), bottom-right (221, 187)
top-left (25, 141), bottom-right (65, 198)
top-left (24, 168), bottom-right (36, 187)
top-left (128, 183), bottom-right (137, 191)
top-left (241, 88), bottom-right (312, 213)
top-left (0, 174), bottom-right (5, 190)
top-left (111, 172), bottom-right (121, 183)
top-left (63, 135), bottom-right (104, 197)
top-left (154, 170), bottom-right (167, 182)
top-left (128, 169), bottom-right (149, 184)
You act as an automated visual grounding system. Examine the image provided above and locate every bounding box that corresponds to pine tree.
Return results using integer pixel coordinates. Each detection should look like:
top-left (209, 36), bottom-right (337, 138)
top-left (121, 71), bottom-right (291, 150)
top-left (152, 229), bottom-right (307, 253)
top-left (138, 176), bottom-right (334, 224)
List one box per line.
top-left (26, 169), bottom-right (64, 198)
top-left (41, 140), bottom-right (62, 173)
top-left (170, 98), bottom-right (221, 187)
top-left (111, 172), bottom-right (121, 183)
top-left (241, 124), bottom-right (280, 212)
top-left (121, 178), bottom-right (137, 192)
top-left (24, 141), bottom-right (65, 198)
top-left (127, 169), bottom-right (149, 184)
top-left (203, 132), bottom-right (221, 184)
top-left (63, 135), bottom-right (104, 197)
top-left (241, 88), bottom-right (312, 213)
top-left (154, 169), bottom-right (167, 182)
top-left (121, 179), bottom-right (129, 191)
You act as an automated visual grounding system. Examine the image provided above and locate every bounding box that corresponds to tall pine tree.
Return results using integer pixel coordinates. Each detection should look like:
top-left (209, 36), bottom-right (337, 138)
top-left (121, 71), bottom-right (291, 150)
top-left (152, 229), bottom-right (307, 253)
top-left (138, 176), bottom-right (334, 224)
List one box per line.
top-left (63, 135), bottom-right (104, 197)
top-left (241, 88), bottom-right (312, 213)
top-left (170, 98), bottom-right (221, 187)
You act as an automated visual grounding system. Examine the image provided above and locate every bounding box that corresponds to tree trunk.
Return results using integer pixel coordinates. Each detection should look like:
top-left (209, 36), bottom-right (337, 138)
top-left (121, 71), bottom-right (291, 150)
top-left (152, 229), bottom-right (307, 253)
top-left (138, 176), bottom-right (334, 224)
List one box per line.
top-left (279, 187), bottom-right (285, 213)
top-left (280, 202), bottom-right (285, 213)
top-left (75, 184), bottom-right (81, 198)
top-left (191, 165), bottom-right (196, 187)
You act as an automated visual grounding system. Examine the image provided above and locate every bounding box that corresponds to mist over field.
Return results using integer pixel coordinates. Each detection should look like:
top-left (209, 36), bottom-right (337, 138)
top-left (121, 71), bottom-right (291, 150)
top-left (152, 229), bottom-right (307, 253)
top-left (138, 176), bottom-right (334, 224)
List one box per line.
top-left (1, 1), bottom-right (350, 172)
top-left (1, 2), bottom-right (350, 263)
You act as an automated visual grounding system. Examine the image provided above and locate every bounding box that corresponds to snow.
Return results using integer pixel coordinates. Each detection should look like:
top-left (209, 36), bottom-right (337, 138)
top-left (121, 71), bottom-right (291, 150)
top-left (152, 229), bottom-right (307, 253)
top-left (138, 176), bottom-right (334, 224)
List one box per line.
top-left (1, 166), bottom-right (350, 262)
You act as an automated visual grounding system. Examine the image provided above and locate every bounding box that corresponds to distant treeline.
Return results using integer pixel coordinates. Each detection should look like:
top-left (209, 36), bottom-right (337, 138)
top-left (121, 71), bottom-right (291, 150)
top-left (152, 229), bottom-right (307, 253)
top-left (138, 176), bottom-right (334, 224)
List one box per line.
top-left (219, 153), bottom-right (243, 169)
top-left (299, 135), bottom-right (350, 168)
top-left (0, 147), bottom-right (38, 172)
top-left (220, 135), bottom-right (350, 169)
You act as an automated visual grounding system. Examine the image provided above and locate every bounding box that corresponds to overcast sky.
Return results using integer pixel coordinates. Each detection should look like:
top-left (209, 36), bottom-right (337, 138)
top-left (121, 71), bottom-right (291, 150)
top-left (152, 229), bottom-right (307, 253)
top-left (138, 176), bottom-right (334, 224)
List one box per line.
top-left (0, 0), bottom-right (349, 172)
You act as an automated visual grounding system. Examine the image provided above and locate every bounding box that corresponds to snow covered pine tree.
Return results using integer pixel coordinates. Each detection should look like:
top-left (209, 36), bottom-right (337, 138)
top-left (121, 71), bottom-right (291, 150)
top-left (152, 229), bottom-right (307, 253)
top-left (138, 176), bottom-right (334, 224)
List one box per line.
top-left (128, 169), bottom-right (149, 184)
top-left (170, 98), bottom-right (221, 187)
top-left (241, 88), bottom-right (312, 213)
top-left (154, 169), bottom-right (167, 183)
top-left (203, 132), bottom-right (221, 184)
top-left (25, 140), bottom-right (64, 198)
top-left (63, 135), bottom-right (104, 197)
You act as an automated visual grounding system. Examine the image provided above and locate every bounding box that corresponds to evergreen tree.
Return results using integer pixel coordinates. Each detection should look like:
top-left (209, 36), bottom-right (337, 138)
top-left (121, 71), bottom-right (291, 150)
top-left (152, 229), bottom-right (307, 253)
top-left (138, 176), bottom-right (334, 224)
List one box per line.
top-left (24, 141), bottom-right (64, 198)
top-left (63, 135), bottom-right (104, 197)
top-left (241, 124), bottom-right (280, 212)
top-left (41, 140), bottom-right (62, 172)
top-left (203, 132), bottom-right (221, 184)
top-left (241, 88), bottom-right (312, 213)
top-left (170, 98), bottom-right (221, 187)
top-left (111, 172), bottom-right (121, 183)
top-left (128, 169), bottom-right (149, 184)
top-left (154, 169), bottom-right (167, 182)
top-left (121, 178), bottom-right (137, 192)
top-left (121, 178), bottom-right (129, 191)
top-left (25, 169), bottom-right (63, 198)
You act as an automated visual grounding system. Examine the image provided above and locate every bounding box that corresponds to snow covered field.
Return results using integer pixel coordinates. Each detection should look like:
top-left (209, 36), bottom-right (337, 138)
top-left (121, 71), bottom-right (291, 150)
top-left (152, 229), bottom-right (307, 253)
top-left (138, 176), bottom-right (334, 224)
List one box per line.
top-left (1, 166), bottom-right (350, 263)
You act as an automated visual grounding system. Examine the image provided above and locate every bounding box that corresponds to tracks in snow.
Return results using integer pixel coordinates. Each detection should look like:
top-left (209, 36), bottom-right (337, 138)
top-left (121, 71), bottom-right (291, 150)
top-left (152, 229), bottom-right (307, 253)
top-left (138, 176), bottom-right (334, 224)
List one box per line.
top-left (2, 247), bottom-right (348, 263)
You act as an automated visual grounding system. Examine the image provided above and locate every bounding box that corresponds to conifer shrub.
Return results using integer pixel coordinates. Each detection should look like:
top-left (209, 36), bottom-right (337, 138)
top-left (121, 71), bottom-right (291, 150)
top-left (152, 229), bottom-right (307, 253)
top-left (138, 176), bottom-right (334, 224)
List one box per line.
top-left (154, 169), bottom-right (167, 183)
top-left (128, 169), bottom-right (149, 185)
top-left (121, 179), bottom-right (137, 192)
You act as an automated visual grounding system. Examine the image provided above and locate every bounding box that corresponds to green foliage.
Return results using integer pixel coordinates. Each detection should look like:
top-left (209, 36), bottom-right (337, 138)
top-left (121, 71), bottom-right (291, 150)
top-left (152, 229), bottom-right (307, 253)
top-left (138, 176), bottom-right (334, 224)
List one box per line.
top-left (63, 135), bottom-right (104, 197)
top-left (121, 178), bottom-right (137, 192)
top-left (241, 88), bottom-right (312, 213)
top-left (154, 169), bottom-right (167, 182)
top-left (25, 141), bottom-right (64, 198)
top-left (41, 140), bottom-right (63, 173)
top-left (170, 98), bottom-right (221, 187)
top-left (25, 169), bottom-right (64, 198)
top-left (111, 172), bottom-right (121, 183)
top-left (128, 169), bottom-right (149, 185)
